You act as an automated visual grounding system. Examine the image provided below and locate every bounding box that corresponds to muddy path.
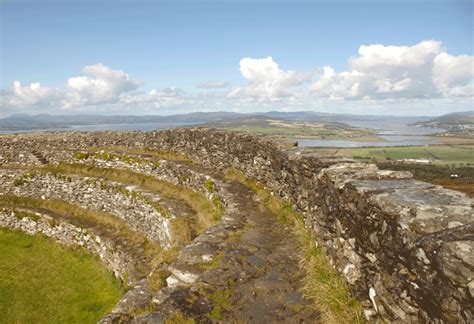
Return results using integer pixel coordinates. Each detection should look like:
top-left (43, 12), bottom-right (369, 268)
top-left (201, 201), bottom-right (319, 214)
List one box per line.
top-left (138, 178), bottom-right (320, 323)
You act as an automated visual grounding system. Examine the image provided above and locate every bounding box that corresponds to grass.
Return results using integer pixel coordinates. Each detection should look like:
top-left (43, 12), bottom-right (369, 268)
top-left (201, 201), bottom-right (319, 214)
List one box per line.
top-left (217, 121), bottom-right (380, 141)
top-left (205, 287), bottom-right (234, 321)
top-left (164, 311), bottom-right (196, 324)
top-left (377, 162), bottom-right (474, 197)
top-left (40, 163), bottom-right (224, 234)
top-left (0, 195), bottom-right (146, 246)
top-left (1, 207), bottom-right (41, 222)
top-left (0, 195), bottom-right (161, 273)
top-left (311, 144), bottom-right (474, 166)
top-left (225, 168), bottom-right (363, 323)
top-left (0, 228), bottom-right (124, 324)
top-left (0, 194), bottom-right (177, 293)
top-left (204, 179), bottom-right (215, 193)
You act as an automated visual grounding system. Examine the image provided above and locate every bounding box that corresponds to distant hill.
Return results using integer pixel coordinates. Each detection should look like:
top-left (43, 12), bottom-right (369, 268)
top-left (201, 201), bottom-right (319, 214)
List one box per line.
top-left (0, 112), bottom-right (242, 131)
top-left (412, 111), bottom-right (474, 133)
top-left (0, 110), bottom-right (431, 132)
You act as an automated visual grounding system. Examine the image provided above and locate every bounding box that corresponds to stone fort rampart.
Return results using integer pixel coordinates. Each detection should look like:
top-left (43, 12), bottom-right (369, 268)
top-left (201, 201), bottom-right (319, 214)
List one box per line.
top-left (1, 128), bottom-right (472, 322)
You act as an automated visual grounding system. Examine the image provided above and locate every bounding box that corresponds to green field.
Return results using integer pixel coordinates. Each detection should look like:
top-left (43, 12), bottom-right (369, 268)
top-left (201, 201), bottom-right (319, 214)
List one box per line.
top-left (212, 117), bottom-right (382, 141)
top-left (312, 144), bottom-right (474, 165)
top-left (0, 228), bottom-right (124, 323)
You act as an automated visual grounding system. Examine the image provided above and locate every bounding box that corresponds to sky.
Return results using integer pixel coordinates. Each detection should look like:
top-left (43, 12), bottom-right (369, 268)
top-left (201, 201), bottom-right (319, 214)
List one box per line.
top-left (1, 0), bottom-right (473, 117)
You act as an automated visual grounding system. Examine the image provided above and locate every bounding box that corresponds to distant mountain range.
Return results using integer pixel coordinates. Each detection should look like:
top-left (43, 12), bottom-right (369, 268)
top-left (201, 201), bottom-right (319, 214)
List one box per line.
top-left (0, 110), bottom-right (457, 132)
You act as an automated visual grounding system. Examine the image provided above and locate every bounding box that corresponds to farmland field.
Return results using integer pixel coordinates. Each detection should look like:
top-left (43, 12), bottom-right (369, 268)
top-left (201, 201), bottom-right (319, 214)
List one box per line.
top-left (309, 144), bottom-right (474, 166)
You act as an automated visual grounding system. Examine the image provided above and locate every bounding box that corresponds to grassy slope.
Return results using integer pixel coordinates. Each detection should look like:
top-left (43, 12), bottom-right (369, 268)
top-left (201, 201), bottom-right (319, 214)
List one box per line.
top-left (0, 228), bottom-right (123, 324)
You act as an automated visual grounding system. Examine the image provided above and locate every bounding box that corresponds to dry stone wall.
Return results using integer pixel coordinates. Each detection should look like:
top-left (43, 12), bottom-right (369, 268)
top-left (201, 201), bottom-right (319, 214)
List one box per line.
top-left (68, 153), bottom-right (227, 209)
top-left (0, 169), bottom-right (172, 248)
top-left (0, 129), bottom-right (473, 322)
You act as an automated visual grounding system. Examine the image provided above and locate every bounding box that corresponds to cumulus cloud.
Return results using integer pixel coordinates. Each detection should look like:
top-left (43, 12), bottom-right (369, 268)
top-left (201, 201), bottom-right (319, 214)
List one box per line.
top-left (195, 81), bottom-right (229, 89)
top-left (66, 63), bottom-right (141, 106)
top-left (3, 81), bottom-right (63, 108)
top-left (1, 64), bottom-right (146, 114)
top-left (433, 53), bottom-right (474, 97)
top-left (311, 40), bottom-right (474, 100)
top-left (228, 56), bottom-right (316, 100)
top-left (1, 41), bottom-right (473, 117)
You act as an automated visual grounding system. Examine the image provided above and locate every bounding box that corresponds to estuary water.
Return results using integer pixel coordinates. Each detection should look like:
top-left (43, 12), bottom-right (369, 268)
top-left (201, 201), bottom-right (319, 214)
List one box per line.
top-left (297, 135), bottom-right (439, 148)
top-left (0, 122), bottom-right (198, 134)
top-left (297, 118), bottom-right (445, 148)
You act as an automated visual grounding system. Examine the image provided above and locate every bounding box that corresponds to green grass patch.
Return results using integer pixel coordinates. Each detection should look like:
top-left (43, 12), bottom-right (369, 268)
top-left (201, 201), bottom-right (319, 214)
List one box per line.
top-left (0, 228), bottom-right (124, 323)
top-left (205, 288), bottom-right (234, 321)
top-left (0, 195), bottom-right (161, 273)
top-left (13, 178), bottom-right (26, 186)
top-left (0, 195), bottom-right (175, 292)
top-left (72, 151), bottom-right (90, 160)
top-left (204, 179), bottom-right (215, 193)
top-left (225, 168), bottom-right (363, 323)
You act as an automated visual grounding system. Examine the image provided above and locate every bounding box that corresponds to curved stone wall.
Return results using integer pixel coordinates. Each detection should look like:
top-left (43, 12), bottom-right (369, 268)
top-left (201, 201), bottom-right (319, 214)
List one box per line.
top-left (67, 152), bottom-right (227, 210)
top-left (0, 170), bottom-right (172, 248)
top-left (0, 129), bottom-right (472, 322)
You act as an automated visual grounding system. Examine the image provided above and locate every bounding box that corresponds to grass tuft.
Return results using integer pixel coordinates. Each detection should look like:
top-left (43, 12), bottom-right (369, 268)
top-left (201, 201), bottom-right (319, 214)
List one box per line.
top-left (205, 288), bottom-right (234, 321)
top-left (204, 179), bottom-right (215, 193)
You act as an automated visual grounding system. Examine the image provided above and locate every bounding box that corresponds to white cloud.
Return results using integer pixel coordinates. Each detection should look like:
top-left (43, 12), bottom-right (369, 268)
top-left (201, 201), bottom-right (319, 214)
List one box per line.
top-left (228, 56), bottom-right (316, 100)
top-left (433, 53), bottom-right (474, 97)
top-left (66, 63), bottom-right (141, 106)
top-left (7, 81), bottom-right (62, 107)
top-left (312, 40), bottom-right (473, 100)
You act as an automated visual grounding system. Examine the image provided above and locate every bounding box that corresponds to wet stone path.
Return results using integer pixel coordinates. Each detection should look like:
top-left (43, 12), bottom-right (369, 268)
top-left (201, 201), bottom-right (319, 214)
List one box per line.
top-left (138, 179), bottom-right (320, 323)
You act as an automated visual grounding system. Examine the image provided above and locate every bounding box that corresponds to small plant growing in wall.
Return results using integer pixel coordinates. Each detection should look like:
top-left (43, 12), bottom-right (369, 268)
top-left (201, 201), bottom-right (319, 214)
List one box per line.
top-left (13, 178), bottom-right (26, 186)
top-left (73, 151), bottom-right (90, 160)
top-left (205, 180), bottom-right (215, 193)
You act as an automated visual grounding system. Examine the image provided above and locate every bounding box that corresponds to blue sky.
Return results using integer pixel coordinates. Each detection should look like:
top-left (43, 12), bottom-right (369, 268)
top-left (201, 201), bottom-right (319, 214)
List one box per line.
top-left (1, 0), bottom-right (473, 116)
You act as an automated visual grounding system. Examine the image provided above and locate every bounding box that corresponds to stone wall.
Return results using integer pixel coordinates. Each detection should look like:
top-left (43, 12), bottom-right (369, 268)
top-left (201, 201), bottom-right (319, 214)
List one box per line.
top-left (0, 129), bottom-right (472, 322)
top-left (67, 152), bottom-right (227, 211)
top-left (0, 169), bottom-right (173, 248)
